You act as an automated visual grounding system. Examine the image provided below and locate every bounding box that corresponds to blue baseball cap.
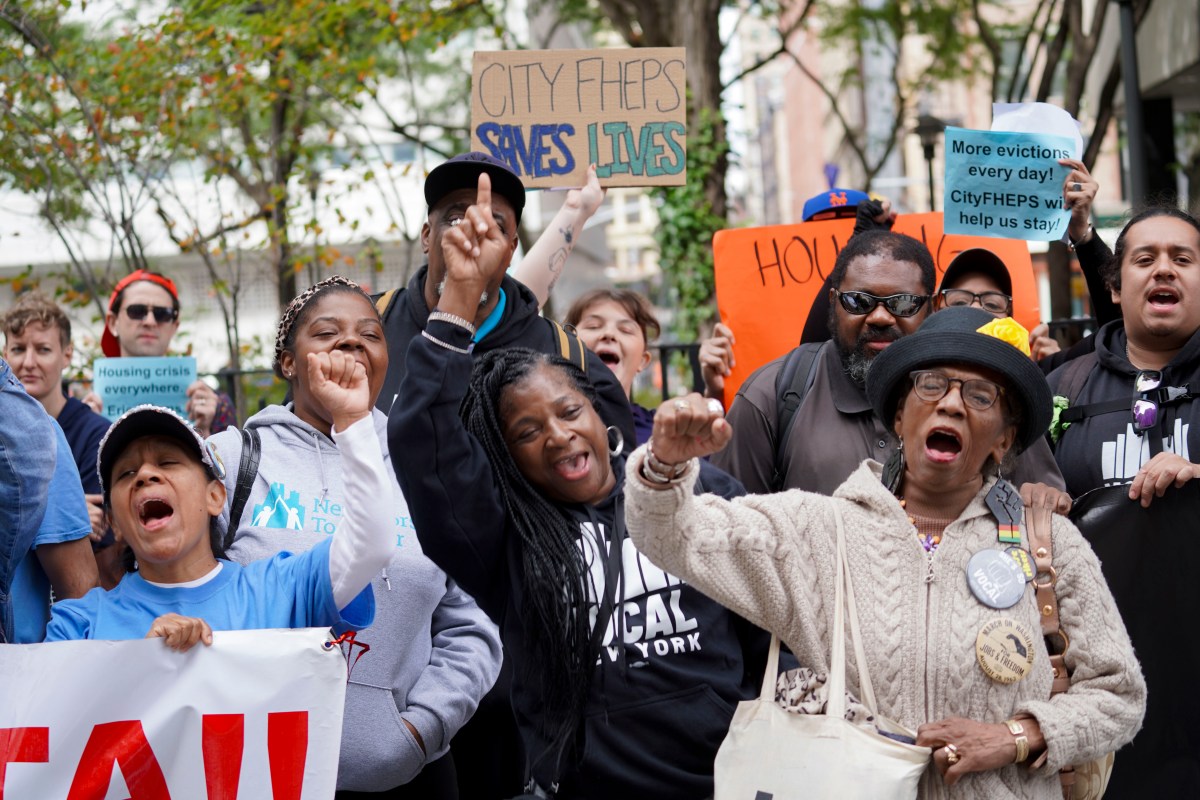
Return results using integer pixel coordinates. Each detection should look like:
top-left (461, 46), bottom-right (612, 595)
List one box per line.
top-left (801, 188), bottom-right (871, 222)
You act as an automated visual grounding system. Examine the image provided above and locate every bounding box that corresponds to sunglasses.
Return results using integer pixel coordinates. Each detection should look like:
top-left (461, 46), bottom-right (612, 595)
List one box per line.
top-left (1131, 370), bottom-right (1192, 432)
top-left (124, 304), bottom-right (178, 324)
top-left (938, 288), bottom-right (1012, 316)
top-left (909, 370), bottom-right (1004, 411)
top-left (833, 289), bottom-right (929, 318)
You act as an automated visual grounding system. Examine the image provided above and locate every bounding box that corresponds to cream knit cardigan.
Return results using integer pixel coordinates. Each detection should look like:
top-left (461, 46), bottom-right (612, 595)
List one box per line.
top-left (624, 449), bottom-right (1146, 800)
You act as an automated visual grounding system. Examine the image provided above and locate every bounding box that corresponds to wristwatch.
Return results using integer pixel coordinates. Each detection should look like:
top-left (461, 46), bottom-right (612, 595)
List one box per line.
top-left (1005, 718), bottom-right (1030, 763)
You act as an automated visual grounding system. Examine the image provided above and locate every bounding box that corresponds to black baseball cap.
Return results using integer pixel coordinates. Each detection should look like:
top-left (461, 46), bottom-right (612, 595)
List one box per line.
top-left (424, 152), bottom-right (526, 224)
top-left (940, 248), bottom-right (1013, 297)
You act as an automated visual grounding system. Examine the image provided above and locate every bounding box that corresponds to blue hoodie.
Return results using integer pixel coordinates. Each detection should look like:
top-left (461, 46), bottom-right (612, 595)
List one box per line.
top-left (209, 404), bottom-right (501, 791)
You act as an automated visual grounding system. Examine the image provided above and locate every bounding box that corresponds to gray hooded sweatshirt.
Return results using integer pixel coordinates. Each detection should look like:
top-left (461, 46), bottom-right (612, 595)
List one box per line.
top-left (209, 404), bottom-right (501, 791)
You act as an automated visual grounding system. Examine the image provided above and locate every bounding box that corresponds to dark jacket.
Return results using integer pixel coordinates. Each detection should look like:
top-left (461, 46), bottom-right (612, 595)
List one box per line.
top-left (388, 322), bottom-right (767, 799)
top-left (1048, 319), bottom-right (1200, 498)
top-left (56, 395), bottom-right (110, 495)
top-left (376, 266), bottom-right (635, 445)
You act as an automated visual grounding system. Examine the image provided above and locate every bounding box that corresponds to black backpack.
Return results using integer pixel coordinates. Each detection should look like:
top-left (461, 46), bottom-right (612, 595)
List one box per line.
top-left (769, 343), bottom-right (824, 491)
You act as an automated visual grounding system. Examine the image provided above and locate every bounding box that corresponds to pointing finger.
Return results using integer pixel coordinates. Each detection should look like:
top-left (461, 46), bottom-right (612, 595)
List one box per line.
top-left (476, 171), bottom-right (493, 226)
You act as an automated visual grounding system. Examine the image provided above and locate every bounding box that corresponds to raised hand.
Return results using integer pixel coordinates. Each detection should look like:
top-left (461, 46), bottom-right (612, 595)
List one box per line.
top-left (186, 380), bottom-right (219, 436)
top-left (1028, 323), bottom-right (1061, 362)
top-left (439, 172), bottom-right (513, 317)
top-left (146, 613), bottom-right (213, 652)
top-left (649, 393), bottom-right (733, 466)
top-left (1059, 158), bottom-right (1097, 244)
top-left (563, 163), bottom-right (605, 218)
top-left (699, 322), bottom-right (736, 401)
top-left (307, 350), bottom-right (370, 433)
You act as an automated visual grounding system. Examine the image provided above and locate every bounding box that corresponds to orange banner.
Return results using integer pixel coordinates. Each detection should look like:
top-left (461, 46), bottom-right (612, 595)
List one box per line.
top-left (712, 213), bottom-right (1038, 399)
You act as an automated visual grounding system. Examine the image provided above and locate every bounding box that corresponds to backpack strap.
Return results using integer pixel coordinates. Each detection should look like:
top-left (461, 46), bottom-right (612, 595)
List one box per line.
top-left (547, 319), bottom-right (587, 372)
top-left (771, 343), bottom-right (823, 491)
top-left (224, 427), bottom-right (261, 552)
top-left (1056, 351), bottom-right (1116, 424)
top-left (374, 288), bottom-right (398, 319)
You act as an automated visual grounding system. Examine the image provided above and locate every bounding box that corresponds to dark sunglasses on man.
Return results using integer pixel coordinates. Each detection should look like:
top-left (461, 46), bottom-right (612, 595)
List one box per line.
top-left (937, 288), bottom-right (1012, 316)
top-left (124, 304), bottom-right (179, 324)
top-left (833, 289), bottom-right (929, 318)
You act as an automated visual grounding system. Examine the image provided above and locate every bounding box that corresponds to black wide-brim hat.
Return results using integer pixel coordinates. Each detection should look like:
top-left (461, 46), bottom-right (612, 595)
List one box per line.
top-left (865, 306), bottom-right (1053, 453)
top-left (424, 152), bottom-right (526, 224)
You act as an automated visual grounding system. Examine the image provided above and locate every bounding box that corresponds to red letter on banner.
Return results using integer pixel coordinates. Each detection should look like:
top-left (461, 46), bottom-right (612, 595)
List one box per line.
top-left (66, 720), bottom-right (169, 800)
top-left (267, 711), bottom-right (307, 800)
top-left (202, 714), bottom-right (244, 800)
top-left (0, 727), bottom-right (49, 798)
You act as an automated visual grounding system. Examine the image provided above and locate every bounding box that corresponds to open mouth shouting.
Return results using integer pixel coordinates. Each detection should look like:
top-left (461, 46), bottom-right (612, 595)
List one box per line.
top-left (553, 451), bottom-right (593, 481)
top-left (592, 343), bottom-right (622, 371)
top-left (1146, 285), bottom-right (1180, 312)
top-left (137, 496), bottom-right (176, 531)
top-left (924, 428), bottom-right (963, 464)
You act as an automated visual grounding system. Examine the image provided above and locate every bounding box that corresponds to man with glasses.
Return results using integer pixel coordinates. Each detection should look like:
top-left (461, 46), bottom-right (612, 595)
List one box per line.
top-left (713, 231), bottom-right (936, 495)
top-left (714, 230), bottom-right (1064, 496)
top-left (93, 270), bottom-right (235, 437)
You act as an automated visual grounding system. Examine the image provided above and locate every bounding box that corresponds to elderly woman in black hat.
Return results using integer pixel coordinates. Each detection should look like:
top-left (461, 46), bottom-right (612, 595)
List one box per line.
top-left (623, 307), bottom-right (1145, 798)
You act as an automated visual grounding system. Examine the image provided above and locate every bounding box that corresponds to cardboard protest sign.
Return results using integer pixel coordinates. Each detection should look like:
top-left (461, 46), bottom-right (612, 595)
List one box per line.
top-left (93, 356), bottom-right (196, 422)
top-left (943, 127), bottom-right (1073, 240)
top-left (712, 212), bottom-right (1037, 400)
top-left (471, 48), bottom-right (687, 188)
top-left (0, 628), bottom-right (345, 798)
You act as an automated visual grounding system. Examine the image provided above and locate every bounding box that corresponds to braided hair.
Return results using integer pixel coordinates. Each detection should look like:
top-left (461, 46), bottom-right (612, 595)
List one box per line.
top-left (460, 347), bottom-right (604, 765)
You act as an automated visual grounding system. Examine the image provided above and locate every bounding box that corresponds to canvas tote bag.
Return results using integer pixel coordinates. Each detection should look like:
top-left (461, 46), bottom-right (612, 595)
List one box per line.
top-left (714, 507), bottom-right (931, 800)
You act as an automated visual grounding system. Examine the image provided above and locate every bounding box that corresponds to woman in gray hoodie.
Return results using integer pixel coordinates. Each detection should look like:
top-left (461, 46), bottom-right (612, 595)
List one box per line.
top-left (208, 276), bottom-right (502, 799)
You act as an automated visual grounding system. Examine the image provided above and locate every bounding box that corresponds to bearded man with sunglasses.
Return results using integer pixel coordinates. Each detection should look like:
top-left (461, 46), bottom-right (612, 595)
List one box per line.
top-left (714, 231), bottom-right (1064, 497)
top-left (714, 232), bottom-right (936, 495)
top-left (93, 270), bottom-right (236, 438)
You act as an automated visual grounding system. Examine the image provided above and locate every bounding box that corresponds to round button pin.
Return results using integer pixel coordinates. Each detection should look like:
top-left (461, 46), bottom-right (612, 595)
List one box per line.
top-left (1005, 546), bottom-right (1035, 582)
top-left (967, 549), bottom-right (1028, 609)
top-left (976, 617), bottom-right (1036, 684)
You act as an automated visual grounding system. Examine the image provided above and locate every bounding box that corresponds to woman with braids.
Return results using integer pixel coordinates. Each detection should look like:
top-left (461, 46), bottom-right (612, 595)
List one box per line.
top-left (387, 173), bottom-right (768, 799)
top-left (208, 276), bottom-right (501, 800)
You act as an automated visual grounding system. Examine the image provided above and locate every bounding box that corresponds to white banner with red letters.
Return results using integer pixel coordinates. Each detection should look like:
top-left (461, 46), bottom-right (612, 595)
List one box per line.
top-left (0, 627), bottom-right (347, 799)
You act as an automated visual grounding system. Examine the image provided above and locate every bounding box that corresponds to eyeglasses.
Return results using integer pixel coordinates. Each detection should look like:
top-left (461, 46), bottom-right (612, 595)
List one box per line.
top-left (909, 370), bottom-right (1005, 411)
top-left (124, 304), bottom-right (178, 324)
top-left (938, 288), bottom-right (1013, 316)
top-left (833, 289), bottom-right (929, 318)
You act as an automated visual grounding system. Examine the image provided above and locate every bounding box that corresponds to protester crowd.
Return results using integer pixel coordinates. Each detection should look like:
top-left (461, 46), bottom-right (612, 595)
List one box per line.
top-left (2, 145), bottom-right (1198, 800)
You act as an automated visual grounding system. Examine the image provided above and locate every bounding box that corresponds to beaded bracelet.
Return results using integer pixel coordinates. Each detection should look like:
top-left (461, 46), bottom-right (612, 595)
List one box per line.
top-left (428, 310), bottom-right (477, 336)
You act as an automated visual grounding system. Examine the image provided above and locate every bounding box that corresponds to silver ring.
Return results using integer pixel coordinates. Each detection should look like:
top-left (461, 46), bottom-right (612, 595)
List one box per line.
top-left (673, 399), bottom-right (689, 412)
top-left (944, 743), bottom-right (960, 765)
top-left (706, 398), bottom-right (724, 416)
top-left (1072, 182), bottom-right (1082, 192)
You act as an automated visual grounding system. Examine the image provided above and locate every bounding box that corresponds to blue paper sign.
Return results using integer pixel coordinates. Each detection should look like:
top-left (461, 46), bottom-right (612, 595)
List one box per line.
top-left (943, 127), bottom-right (1073, 240)
top-left (93, 356), bottom-right (197, 422)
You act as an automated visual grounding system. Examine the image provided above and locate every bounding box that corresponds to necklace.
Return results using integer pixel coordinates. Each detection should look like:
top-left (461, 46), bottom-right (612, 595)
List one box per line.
top-left (899, 498), bottom-right (953, 553)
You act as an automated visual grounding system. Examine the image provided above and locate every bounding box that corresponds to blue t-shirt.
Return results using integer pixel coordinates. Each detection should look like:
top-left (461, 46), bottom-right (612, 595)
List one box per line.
top-left (10, 424), bottom-right (91, 643)
top-left (43, 537), bottom-right (374, 641)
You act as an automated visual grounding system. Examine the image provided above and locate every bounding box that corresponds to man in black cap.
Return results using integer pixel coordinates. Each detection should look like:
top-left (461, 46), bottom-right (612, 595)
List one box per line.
top-left (373, 153), bottom-right (632, 799)
top-left (373, 152), bottom-right (633, 443)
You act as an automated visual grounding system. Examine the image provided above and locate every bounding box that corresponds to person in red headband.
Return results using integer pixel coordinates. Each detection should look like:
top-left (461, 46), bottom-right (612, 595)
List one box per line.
top-left (89, 270), bottom-right (236, 439)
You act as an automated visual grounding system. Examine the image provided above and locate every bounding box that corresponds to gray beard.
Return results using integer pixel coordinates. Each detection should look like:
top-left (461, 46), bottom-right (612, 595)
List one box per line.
top-left (843, 350), bottom-right (873, 386)
top-left (435, 278), bottom-right (488, 308)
